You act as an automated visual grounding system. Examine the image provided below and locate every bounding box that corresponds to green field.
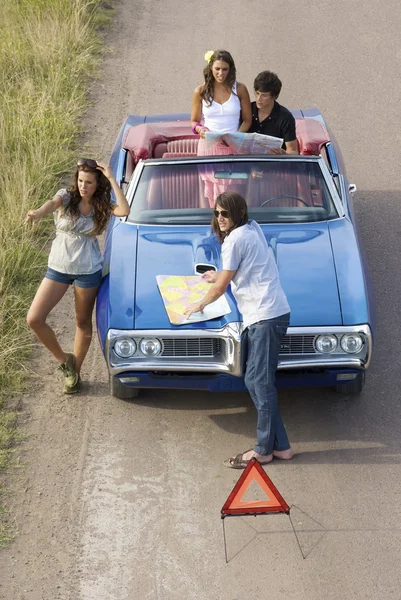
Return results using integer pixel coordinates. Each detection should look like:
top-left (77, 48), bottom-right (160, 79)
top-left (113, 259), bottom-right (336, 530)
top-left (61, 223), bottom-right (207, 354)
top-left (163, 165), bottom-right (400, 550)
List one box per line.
top-left (0, 0), bottom-right (111, 545)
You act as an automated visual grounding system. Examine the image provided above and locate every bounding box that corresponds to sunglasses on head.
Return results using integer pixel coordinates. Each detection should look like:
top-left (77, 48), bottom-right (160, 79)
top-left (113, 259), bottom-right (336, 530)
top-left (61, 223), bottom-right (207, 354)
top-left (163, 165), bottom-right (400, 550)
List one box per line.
top-left (77, 158), bottom-right (97, 168)
top-left (214, 209), bottom-right (230, 218)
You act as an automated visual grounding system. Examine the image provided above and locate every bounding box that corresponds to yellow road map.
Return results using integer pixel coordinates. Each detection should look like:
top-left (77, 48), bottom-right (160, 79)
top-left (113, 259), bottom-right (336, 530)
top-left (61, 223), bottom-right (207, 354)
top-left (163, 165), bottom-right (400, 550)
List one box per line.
top-left (156, 275), bottom-right (231, 325)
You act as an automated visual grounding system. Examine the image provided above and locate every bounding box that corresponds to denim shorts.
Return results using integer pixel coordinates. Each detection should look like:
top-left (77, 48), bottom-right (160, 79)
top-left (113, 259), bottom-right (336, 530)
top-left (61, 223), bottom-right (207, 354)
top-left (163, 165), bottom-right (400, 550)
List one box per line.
top-left (45, 267), bottom-right (103, 289)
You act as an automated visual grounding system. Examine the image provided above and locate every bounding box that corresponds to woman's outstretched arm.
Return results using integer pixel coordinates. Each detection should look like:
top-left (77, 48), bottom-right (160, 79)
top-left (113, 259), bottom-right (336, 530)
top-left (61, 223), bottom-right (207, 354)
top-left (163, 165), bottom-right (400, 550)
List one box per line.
top-left (24, 194), bottom-right (63, 224)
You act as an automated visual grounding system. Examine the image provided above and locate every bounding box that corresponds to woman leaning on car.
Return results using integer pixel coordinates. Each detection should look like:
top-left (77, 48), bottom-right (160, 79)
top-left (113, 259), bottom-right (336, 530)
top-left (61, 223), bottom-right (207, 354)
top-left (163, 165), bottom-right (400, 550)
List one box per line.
top-left (25, 160), bottom-right (130, 394)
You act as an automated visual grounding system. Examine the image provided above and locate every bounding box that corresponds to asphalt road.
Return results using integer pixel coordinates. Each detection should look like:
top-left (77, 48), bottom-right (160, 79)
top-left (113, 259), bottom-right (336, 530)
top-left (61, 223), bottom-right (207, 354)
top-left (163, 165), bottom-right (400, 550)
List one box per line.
top-left (1, 1), bottom-right (401, 599)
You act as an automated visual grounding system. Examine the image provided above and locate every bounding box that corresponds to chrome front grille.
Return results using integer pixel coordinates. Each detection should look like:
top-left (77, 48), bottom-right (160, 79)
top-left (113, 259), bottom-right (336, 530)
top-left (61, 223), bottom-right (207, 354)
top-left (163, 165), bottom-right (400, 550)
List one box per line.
top-left (161, 337), bottom-right (222, 357)
top-left (160, 335), bottom-right (315, 357)
top-left (161, 335), bottom-right (315, 357)
top-left (280, 335), bottom-right (315, 354)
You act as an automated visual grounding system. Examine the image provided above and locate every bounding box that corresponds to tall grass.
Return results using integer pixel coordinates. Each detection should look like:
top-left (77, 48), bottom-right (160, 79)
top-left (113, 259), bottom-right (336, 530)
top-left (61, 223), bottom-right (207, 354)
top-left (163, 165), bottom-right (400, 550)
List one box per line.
top-left (0, 0), bottom-right (111, 544)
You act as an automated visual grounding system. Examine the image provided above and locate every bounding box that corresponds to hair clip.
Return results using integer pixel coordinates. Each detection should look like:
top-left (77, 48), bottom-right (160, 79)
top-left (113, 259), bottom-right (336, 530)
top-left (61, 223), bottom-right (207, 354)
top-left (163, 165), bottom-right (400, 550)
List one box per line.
top-left (204, 50), bottom-right (214, 63)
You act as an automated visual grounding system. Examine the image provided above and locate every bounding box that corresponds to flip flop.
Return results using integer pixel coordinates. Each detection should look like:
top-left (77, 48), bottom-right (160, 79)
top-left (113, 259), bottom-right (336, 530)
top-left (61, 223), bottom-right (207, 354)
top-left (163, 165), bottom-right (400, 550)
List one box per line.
top-left (223, 450), bottom-right (273, 469)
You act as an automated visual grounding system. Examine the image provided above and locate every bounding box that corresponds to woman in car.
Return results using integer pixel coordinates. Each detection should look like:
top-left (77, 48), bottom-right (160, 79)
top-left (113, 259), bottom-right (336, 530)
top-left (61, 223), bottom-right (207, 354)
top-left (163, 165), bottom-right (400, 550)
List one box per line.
top-left (191, 50), bottom-right (252, 205)
top-left (25, 159), bottom-right (130, 394)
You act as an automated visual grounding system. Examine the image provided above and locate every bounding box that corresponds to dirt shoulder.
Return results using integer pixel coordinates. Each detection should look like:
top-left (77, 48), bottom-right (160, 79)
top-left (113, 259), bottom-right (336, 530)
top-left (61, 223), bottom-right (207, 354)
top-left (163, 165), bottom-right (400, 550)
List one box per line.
top-left (0, 293), bottom-right (103, 598)
top-left (0, 4), bottom-right (128, 597)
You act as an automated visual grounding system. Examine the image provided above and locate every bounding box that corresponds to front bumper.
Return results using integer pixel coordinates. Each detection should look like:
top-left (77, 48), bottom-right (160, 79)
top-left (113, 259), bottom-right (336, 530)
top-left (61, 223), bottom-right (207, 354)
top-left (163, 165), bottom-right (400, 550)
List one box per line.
top-left (111, 367), bottom-right (364, 393)
top-left (106, 323), bottom-right (373, 391)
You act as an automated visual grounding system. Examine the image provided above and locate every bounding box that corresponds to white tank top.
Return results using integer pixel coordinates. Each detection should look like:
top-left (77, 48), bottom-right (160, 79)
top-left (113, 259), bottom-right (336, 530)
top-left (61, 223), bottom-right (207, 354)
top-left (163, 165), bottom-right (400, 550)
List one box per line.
top-left (202, 82), bottom-right (241, 133)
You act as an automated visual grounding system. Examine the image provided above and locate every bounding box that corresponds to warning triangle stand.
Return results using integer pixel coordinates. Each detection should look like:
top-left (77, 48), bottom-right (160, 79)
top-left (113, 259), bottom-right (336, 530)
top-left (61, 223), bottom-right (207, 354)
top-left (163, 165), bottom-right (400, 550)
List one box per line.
top-left (221, 458), bottom-right (299, 562)
top-left (221, 457), bottom-right (290, 517)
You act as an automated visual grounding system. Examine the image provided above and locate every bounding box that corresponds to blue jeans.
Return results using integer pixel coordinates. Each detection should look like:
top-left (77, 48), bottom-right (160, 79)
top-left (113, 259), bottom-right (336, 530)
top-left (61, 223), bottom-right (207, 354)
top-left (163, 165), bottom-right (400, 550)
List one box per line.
top-left (243, 313), bottom-right (291, 455)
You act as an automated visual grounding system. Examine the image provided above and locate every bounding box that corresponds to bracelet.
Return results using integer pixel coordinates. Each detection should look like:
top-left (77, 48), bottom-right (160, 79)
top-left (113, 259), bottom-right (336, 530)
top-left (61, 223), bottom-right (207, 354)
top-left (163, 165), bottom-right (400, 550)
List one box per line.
top-left (192, 122), bottom-right (203, 134)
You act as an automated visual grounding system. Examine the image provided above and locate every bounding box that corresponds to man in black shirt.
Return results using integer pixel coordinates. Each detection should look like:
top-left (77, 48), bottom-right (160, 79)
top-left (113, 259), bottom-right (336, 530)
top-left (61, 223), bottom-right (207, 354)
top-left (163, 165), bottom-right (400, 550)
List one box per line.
top-left (249, 71), bottom-right (298, 154)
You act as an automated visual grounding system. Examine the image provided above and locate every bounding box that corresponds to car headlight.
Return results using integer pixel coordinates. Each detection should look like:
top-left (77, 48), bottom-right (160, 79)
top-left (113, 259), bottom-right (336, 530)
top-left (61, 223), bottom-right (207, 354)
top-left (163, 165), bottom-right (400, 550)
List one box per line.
top-left (315, 334), bottom-right (338, 354)
top-left (340, 333), bottom-right (364, 354)
top-left (140, 338), bottom-right (162, 356)
top-left (114, 337), bottom-right (137, 358)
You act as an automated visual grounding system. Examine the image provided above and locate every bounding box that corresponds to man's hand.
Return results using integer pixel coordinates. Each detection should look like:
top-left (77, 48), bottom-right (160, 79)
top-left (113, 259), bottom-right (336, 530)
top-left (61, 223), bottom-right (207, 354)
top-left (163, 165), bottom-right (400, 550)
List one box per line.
top-left (184, 302), bottom-right (204, 319)
top-left (184, 269), bottom-right (235, 319)
top-left (268, 147), bottom-right (286, 155)
top-left (202, 270), bottom-right (218, 283)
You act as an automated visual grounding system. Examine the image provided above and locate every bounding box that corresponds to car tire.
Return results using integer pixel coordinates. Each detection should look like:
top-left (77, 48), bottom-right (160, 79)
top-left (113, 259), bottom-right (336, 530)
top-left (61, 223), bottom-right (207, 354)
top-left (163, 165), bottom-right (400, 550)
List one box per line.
top-left (335, 372), bottom-right (365, 395)
top-left (110, 375), bottom-right (140, 400)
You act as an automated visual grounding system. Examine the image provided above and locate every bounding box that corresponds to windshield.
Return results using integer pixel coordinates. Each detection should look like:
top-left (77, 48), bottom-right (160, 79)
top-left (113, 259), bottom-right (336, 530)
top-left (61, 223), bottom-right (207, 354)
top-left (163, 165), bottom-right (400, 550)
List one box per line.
top-left (127, 159), bottom-right (339, 225)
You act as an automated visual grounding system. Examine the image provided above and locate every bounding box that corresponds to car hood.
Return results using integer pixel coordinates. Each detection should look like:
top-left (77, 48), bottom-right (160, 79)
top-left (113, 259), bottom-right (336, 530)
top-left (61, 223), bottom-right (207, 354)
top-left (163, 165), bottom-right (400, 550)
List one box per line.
top-left (133, 223), bottom-right (342, 329)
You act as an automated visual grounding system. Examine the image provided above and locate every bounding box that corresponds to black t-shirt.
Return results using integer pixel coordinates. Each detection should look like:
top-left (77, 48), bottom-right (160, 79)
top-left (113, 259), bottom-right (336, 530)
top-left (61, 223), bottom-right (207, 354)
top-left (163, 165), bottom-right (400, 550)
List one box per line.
top-left (249, 101), bottom-right (296, 148)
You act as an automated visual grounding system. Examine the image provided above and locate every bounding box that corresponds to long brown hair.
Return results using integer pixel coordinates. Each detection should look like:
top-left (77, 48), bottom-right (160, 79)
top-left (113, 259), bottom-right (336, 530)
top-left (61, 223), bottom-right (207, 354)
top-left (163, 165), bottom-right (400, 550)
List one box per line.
top-left (201, 50), bottom-right (237, 107)
top-left (65, 165), bottom-right (113, 235)
top-left (211, 192), bottom-right (248, 243)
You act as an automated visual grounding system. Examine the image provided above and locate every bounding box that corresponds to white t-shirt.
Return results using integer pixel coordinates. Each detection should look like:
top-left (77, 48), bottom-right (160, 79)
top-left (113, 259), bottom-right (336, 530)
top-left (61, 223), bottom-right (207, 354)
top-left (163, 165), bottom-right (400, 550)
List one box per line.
top-left (202, 82), bottom-right (241, 133)
top-left (221, 220), bottom-right (290, 328)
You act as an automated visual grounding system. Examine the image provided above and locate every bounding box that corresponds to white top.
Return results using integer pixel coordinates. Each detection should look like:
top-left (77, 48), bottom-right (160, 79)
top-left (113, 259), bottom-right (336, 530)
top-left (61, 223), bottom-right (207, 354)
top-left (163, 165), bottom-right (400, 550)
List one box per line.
top-left (221, 220), bottom-right (290, 329)
top-left (202, 82), bottom-right (241, 133)
top-left (48, 189), bottom-right (103, 275)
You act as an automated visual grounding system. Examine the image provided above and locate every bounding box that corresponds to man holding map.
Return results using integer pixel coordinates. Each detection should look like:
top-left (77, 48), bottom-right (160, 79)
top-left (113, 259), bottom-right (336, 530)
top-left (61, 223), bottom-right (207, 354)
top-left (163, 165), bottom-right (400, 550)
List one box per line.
top-left (204, 71), bottom-right (297, 156)
top-left (249, 70), bottom-right (298, 155)
top-left (184, 192), bottom-right (294, 469)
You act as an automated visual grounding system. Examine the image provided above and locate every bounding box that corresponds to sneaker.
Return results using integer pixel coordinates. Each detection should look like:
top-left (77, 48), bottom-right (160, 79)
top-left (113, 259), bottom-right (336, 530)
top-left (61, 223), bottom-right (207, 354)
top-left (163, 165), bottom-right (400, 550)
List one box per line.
top-left (58, 353), bottom-right (79, 394)
top-left (63, 374), bottom-right (81, 395)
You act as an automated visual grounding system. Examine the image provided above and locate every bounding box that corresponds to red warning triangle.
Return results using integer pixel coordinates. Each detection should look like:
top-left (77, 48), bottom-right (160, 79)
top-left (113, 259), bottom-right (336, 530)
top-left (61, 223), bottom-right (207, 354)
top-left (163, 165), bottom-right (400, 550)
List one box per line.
top-left (221, 458), bottom-right (290, 516)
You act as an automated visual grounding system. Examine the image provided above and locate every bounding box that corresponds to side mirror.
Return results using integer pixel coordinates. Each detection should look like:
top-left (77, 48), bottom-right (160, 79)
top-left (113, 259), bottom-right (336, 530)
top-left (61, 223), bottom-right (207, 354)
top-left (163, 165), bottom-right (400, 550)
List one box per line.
top-left (348, 183), bottom-right (357, 194)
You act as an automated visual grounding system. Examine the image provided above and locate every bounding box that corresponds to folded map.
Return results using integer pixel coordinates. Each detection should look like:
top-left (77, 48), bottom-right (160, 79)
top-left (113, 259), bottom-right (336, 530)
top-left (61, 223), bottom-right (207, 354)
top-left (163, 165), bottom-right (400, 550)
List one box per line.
top-left (205, 131), bottom-right (284, 154)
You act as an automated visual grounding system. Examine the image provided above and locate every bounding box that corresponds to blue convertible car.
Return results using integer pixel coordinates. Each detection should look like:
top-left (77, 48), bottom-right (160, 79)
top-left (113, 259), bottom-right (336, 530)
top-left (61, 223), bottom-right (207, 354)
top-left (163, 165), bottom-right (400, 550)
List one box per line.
top-left (96, 110), bottom-right (375, 399)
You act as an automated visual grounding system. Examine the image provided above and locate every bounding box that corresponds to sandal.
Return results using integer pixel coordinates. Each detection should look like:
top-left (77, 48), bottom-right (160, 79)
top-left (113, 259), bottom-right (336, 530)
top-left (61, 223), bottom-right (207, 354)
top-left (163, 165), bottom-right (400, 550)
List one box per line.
top-left (223, 450), bottom-right (273, 469)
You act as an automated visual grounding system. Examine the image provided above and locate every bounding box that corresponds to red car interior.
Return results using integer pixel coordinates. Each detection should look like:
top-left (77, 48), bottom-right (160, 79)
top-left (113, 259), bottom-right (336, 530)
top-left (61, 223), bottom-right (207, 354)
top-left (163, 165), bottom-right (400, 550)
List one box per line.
top-left (123, 119), bottom-right (330, 211)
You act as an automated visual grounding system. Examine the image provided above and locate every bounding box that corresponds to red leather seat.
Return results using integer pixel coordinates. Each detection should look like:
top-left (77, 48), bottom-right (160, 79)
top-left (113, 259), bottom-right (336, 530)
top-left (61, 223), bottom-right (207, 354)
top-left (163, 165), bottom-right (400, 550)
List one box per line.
top-left (247, 163), bottom-right (314, 207)
top-left (153, 143), bottom-right (167, 158)
top-left (147, 168), bottom-right (209, 209)
top-left (153, 138), bottom-right (198, 159)
top-left (164, 139), bottom-right (198, 155)
top-left (162, 152), bottom-right (195, 158)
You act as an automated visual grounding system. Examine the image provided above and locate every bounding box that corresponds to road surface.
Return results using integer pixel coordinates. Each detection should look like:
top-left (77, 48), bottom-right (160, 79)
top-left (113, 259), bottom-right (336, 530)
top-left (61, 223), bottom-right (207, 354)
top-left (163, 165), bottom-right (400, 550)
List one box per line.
top-left (1, 1), bottom-right (401, 599)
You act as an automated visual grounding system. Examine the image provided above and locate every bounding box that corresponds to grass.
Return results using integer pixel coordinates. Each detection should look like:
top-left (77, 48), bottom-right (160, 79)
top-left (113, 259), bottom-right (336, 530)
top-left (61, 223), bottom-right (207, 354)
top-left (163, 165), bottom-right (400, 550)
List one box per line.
top-left (0, 0), bottom-right (112, 546)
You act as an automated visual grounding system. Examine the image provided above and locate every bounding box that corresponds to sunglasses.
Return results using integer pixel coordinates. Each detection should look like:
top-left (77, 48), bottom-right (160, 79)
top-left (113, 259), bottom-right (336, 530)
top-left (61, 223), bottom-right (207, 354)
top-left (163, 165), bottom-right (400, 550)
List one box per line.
top-left (77, 158), bottom-right (97, 168)
top-left (214, 209), bottom-right (230, 218)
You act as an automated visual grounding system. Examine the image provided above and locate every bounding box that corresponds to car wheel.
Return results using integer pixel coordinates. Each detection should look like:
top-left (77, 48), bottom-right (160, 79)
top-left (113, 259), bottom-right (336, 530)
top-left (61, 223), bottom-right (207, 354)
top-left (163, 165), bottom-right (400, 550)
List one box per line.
top-left (110, 375), bottom-right (140, 400)
top-left (335, 372), bottom-right (365, 395)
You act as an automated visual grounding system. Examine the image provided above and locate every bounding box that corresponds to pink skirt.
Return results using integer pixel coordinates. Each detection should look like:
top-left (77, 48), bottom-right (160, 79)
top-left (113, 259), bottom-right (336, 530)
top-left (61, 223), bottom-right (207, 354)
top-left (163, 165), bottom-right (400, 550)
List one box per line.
top-left (197, 138), bottom-right (239, 207)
